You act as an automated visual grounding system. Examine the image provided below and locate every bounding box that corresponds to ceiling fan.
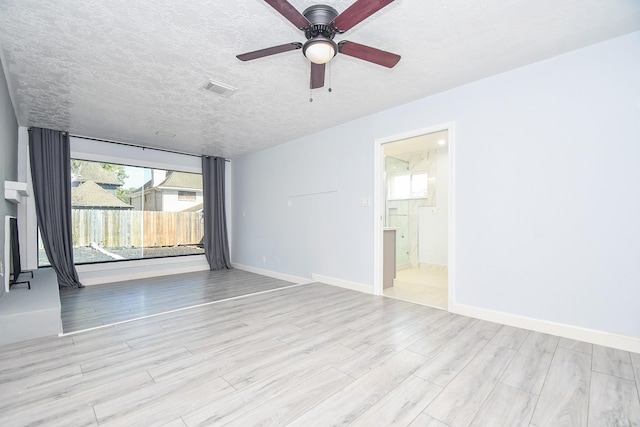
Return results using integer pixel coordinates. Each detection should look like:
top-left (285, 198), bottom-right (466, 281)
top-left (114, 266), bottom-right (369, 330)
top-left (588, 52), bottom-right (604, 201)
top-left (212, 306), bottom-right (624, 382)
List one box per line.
top-left (237, 0), bottom-right (401, 89)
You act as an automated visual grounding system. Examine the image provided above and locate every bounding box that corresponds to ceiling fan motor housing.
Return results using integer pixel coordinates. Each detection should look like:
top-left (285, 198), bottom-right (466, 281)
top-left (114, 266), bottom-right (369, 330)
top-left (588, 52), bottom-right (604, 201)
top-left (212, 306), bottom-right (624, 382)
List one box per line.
top-left (302, 4), bottom-right (339, 40)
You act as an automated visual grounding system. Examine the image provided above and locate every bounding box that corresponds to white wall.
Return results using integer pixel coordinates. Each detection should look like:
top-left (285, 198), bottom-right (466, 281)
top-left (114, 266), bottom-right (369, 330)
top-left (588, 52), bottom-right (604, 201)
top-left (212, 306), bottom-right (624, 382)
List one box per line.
top-left (161, 189), bottom-right (203, 212)
top-left (0, 58), bottom-right (19, 300)
top-left (232, 124), bottom-right (374, 284)
top-left (419, 145), bottom-right (449, 266)
top-left (232, 32), bottom-right (640, 342)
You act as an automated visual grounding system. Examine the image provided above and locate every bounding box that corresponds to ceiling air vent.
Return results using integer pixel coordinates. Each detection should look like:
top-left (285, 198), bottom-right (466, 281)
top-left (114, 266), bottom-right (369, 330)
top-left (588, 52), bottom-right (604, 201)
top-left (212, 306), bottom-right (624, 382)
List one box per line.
top-left (201, 80), bottom-right (236, 98)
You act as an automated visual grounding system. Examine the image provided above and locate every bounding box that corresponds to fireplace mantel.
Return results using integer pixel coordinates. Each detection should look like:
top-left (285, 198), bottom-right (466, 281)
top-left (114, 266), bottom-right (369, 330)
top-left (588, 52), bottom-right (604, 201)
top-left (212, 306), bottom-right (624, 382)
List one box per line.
top-left (4, 181), bottom-right (28, 203)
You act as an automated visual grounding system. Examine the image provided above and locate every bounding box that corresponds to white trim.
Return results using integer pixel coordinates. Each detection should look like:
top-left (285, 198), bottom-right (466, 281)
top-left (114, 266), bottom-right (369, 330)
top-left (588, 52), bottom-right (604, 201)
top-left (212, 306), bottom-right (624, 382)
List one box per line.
top-left (233, 263), bottom-right (311, 285)
top-left (451, 302), bottom-right (640, 353)
top-left (373, 122), bottom-right (456, 307)
top-left (447, 124), bottom-right (456, 311)
top-left (77, 255), bottom-right (210, 286)
top-left (373, 139), bottom-right (384, 295)
top-left (311, 273), bottom-right (374, 294)
top-left (17, 128), bottom-right (38, 270)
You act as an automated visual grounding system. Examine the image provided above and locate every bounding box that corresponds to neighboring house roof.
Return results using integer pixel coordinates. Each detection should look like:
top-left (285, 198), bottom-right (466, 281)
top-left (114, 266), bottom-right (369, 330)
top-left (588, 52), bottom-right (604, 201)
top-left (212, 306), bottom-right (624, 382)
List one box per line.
top-left (130, 171), bottom-right (202, 197)
top-left (129, 179), bottom-right (153, 196)
top-left (158, 171), bottom-right (203, 190)
top-left (73, 162), bottom-right (120, 186)
top-left (72, 181), bottom-right (133, 209)
top-left (181, 203), bottom-right (203, 213)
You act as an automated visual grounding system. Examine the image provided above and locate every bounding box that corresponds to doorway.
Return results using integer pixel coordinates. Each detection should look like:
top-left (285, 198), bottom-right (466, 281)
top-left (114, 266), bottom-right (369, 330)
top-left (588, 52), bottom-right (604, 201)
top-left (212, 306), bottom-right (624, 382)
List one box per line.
top-left (374, 124), bottom-right (453, 310)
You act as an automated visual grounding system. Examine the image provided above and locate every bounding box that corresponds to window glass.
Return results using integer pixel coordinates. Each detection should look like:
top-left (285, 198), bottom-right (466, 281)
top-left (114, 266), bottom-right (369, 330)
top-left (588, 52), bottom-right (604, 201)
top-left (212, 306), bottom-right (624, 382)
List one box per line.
top-left (388, 172), bottom-right (428, 200)
top-left (38, 160), bottom-right (205, 266)
top-left (410, 173), bottom-right (429, 198)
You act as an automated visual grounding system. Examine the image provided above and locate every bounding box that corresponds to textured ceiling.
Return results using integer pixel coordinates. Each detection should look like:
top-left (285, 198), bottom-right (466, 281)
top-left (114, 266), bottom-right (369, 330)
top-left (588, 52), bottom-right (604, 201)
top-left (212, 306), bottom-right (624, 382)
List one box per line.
top-left (1, 0), bottom-right (639, 159)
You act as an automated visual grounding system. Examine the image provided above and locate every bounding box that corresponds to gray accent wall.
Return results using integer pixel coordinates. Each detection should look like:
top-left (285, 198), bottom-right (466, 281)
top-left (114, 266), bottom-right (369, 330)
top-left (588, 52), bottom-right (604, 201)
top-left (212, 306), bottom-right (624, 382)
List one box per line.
top-left (232, 32), bottom-right (640, 339)
top-left (0, 57), bottom-right (19, 301)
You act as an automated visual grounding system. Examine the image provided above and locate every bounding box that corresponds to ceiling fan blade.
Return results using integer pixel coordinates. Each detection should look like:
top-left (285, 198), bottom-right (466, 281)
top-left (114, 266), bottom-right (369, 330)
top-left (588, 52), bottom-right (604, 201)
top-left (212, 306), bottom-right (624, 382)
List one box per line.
top-left (264, 0), bottom-right (310, 29)
top-left (310, 63), bottom-right (326, 89)
top-left (333, 0), bottom-right (395, 32)
top-left (237, 42), bottom-right (302, 61)
top-left (338, 41), bottom-right (400, 68)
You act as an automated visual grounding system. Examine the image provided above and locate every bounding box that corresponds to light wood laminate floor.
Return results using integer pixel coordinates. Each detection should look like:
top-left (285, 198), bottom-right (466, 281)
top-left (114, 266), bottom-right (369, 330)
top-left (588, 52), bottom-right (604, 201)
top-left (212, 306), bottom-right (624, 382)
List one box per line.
top-left (60, 269), bottom-right (299, 333)
top-left (2, 276), bottom-right (639, 426)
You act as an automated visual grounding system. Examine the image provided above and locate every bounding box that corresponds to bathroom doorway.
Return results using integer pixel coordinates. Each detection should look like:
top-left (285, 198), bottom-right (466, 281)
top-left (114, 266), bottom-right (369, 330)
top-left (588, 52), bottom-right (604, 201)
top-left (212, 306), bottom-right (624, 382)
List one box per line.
top-left (376, 127), bottom-right (451, 309)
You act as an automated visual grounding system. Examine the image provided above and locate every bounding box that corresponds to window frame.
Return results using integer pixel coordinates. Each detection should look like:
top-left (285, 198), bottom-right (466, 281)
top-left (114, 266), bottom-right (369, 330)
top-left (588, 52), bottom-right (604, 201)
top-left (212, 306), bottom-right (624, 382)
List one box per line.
top-left (387, 171), bottom-right (429, 200)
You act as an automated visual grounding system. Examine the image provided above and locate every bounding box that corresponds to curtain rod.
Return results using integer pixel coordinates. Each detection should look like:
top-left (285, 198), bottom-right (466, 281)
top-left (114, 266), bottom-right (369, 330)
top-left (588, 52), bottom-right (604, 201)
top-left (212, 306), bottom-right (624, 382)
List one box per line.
top-left (28, 128), bottom-right (230, 162)
top-left (70, 134), bottom-right (231, 162)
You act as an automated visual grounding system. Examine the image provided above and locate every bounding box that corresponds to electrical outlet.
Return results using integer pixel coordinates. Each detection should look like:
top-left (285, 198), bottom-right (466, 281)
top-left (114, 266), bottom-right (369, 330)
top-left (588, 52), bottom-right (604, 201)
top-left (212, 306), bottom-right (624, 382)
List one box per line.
top-left (262, 255), bottom-right (267, 263)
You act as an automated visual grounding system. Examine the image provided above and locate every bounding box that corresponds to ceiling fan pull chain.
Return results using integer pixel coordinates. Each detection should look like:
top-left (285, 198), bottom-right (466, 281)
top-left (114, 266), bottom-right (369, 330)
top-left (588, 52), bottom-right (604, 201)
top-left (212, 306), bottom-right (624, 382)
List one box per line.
top-left (328, 61), bottom-right (332, 93)
top-left (309, 87), bottom-right (313, 103)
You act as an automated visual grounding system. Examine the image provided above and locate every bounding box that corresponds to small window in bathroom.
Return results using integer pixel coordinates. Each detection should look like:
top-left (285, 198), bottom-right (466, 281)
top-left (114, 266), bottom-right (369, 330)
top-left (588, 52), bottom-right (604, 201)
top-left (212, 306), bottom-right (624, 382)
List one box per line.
top-left (410, 173), bottom-right (428, 198)
top-left (389, 174), bottom-right (411, 199)
top-left (388, 172), bottom-right (428, 200)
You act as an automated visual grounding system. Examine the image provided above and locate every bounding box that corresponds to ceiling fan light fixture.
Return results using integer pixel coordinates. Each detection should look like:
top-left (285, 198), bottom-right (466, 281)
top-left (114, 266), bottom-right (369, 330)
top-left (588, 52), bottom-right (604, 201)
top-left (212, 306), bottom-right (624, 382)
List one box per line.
top-left (303, 37), bottom-right (337, 64)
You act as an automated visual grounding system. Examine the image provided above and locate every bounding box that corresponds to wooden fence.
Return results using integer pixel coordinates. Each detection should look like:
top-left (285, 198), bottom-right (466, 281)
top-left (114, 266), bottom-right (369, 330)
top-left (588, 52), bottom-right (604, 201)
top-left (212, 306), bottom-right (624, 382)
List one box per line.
top-left (72, 209), bottom-right (204, 248)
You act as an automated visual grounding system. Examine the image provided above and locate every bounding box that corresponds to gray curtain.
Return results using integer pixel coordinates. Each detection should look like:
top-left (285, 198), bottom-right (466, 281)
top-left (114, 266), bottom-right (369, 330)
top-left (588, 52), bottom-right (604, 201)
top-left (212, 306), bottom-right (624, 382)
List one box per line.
top-left (202, 156), bottom-right (232, 270)
top-left (29, 128), bottom-right (83, 289)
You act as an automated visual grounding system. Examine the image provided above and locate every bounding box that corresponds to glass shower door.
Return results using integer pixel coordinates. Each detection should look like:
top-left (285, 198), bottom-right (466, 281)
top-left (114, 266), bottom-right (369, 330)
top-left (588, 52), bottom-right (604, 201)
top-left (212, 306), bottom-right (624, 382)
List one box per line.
top-left (385, 156), bottom-right (411, 268)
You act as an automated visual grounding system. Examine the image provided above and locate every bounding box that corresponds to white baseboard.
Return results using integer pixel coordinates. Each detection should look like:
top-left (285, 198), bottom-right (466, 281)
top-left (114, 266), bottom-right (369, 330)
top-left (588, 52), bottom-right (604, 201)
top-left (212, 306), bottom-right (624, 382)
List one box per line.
top-left (451, 302), bottom-right (640, 353)
top-left (311, 274), bottom-right (374, 295)
top-left (233, 263), bottom-right (311, 284)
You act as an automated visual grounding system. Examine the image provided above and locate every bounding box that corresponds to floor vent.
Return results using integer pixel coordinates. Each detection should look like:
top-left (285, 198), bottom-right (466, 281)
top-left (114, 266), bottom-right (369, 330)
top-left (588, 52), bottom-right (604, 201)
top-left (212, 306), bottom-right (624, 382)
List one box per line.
top-left (202, 80), bottom-right (236, 97)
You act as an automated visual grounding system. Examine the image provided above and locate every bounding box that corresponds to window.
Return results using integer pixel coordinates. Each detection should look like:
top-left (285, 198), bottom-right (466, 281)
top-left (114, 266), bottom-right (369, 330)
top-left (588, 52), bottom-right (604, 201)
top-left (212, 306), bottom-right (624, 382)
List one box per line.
top-left (410, 173), bottom-right (429, 198)
top-left (178, 191), bottom-right (197, 201)
top-left (388, 172), bottom-right (429, 200)
top-left (38, 160), bottom-right (205, 266)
